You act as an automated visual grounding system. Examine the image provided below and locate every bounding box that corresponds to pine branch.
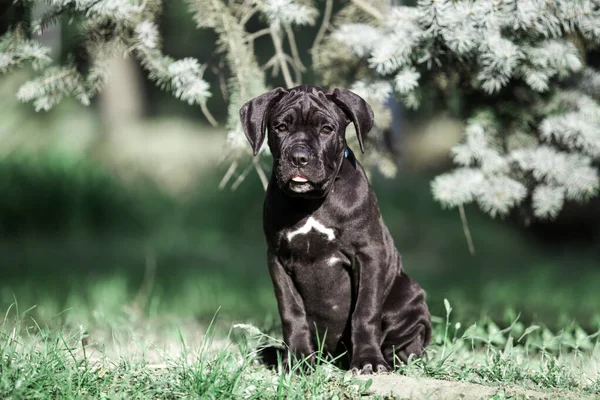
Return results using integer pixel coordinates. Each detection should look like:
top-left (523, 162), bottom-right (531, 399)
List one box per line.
top-left (351, 0), bottom-right (384, 21)
top-left (312, 0), bottom-right (333, 49)
top-left (269, 27), bottom-right (294, 87)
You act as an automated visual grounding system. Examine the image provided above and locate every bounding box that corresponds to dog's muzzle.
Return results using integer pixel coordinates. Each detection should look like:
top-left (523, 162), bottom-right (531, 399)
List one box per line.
top-left (280, 145), bottom-right (316, 194)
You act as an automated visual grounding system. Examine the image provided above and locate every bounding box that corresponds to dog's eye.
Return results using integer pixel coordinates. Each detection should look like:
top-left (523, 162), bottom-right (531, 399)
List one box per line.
top-left (321, 126), bottom-right (334, 134)
top-left (275, 124), bottom-right (288, 132)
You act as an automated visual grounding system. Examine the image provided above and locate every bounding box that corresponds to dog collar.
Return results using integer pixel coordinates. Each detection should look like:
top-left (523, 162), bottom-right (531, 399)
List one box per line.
top-left (344, 147), bottom-right (357, 169)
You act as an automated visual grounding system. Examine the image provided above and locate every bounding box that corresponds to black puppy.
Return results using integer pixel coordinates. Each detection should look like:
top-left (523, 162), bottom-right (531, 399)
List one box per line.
top-left (240, 85), bottom-right (431, 374)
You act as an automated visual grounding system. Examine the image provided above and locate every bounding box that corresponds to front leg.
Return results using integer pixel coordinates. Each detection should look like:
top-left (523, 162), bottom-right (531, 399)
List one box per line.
top-left (268, 250), bottom-right (315, 365)
top-left (351, 249), bottom-right (394, 374)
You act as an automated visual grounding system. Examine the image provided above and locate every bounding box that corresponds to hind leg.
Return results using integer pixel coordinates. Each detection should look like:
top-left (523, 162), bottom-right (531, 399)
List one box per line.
top-left (380, 271), bottom-right (432, 368)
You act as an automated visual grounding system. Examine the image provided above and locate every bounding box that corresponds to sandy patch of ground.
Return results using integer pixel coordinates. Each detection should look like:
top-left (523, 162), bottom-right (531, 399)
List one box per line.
top-left (358, 374), bottom-right (594, 400)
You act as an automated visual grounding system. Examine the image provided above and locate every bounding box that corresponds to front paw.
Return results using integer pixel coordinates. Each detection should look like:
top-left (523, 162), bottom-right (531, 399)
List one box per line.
top-left (350, 354), bottom-right (390, 375)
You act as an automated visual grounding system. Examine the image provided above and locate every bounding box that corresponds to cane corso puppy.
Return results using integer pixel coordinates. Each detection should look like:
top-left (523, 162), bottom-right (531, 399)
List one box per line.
top-left (240, 85), bottom-right (431, 374)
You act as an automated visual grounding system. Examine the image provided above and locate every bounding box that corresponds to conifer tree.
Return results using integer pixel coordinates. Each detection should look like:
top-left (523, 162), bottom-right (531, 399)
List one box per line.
top-left (319, 0), bottom-right (600, 220)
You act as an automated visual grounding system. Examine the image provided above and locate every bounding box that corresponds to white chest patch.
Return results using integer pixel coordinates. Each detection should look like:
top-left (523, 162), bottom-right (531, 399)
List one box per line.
top-left (286, 217), bottom-right (335, 242)
top-left (327, 257), bottom-right (341, 266)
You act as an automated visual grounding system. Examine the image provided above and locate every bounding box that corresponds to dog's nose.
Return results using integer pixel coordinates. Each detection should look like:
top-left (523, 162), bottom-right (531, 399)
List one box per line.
top-left (290, 146), bottom-right (311, 167)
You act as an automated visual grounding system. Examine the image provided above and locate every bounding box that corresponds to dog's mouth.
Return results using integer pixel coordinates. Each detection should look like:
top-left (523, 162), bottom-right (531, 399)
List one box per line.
top-left (288, 174), bottom-right (313, 194)
top-left (277, 158), bottom-right (334, 197)
top-left (291, 175), bottom-right (308, 183)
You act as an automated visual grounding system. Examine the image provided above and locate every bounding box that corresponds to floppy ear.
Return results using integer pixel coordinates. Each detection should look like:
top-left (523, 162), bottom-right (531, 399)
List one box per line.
top-left (239, 88), bottom-right (287, 156)
top-left (326, 88), bottom-right (374, 153)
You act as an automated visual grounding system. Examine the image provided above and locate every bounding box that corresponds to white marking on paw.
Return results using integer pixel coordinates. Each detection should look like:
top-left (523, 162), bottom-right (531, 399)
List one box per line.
top-left (327, 257), bottom-right (341, 266)
top-left (286, 217), bottom-right (335, 242)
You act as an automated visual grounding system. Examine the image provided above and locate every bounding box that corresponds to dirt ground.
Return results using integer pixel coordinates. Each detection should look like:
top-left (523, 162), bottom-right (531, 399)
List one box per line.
top-left (358, 374), bottom-right (596, 400)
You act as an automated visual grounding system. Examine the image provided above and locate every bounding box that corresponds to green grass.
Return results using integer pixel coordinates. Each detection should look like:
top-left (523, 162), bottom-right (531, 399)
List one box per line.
top-left (1, 300), bottom-right (598, 399)
top-left (409, 302), bottom-right (600, 394)
top-left (0, 305), bottom-right (374, 399)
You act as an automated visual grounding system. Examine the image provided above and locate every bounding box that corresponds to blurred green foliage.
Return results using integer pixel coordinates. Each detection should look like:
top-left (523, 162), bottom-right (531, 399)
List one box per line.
top-left (0, 152), bottom-right (147, 235)
top-left (0, 148), bottom-right (599, 332)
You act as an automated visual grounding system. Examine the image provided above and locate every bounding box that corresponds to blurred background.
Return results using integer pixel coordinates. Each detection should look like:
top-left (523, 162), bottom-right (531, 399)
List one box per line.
top-left (1, 0), bottom-right (599, 337)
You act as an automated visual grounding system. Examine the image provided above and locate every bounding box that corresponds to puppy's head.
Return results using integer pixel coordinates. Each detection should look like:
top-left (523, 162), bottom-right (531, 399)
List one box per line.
top-left (240, 85), bottom-right (373, 198)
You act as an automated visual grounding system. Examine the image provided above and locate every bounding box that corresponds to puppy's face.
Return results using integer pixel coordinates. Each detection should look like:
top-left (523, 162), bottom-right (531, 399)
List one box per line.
top-left (240, 85), bottom-right (374, 198)
top-left (267, 90), bottom-right (347, 197)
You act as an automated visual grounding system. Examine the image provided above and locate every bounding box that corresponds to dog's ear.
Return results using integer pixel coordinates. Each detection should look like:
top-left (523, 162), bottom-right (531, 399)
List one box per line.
top-left (326, 88), bottom-right (374, 153)
top-left (239, 88), bottom-right (287, 156)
